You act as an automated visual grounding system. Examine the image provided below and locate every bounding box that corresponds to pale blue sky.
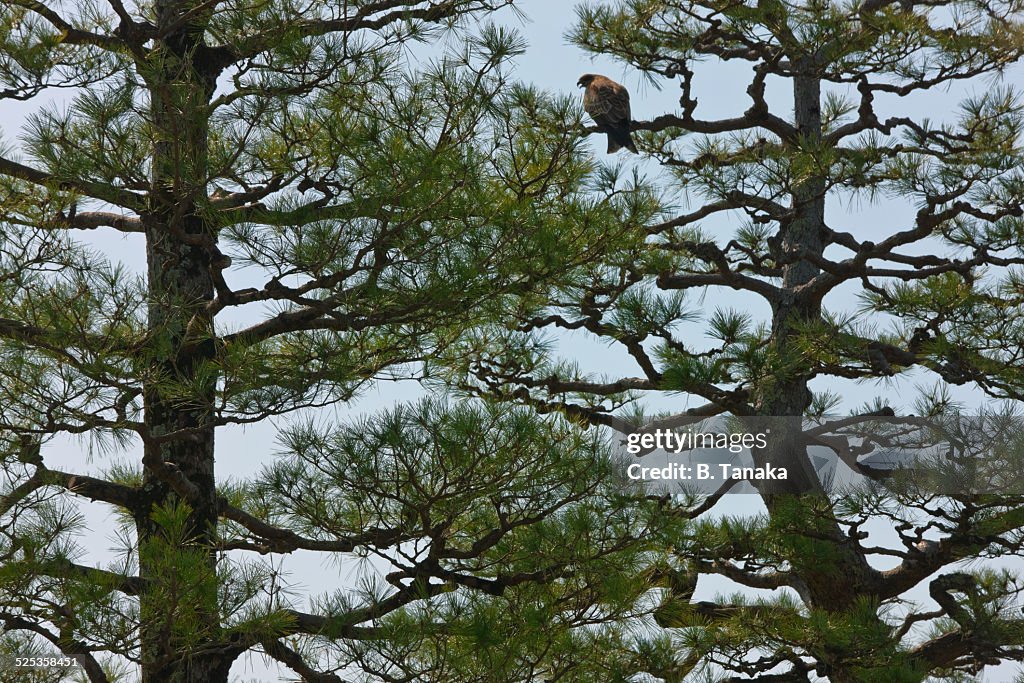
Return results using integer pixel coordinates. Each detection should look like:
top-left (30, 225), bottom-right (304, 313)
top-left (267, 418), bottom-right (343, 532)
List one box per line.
top-left (6, 1), bottom-right (1021, 680)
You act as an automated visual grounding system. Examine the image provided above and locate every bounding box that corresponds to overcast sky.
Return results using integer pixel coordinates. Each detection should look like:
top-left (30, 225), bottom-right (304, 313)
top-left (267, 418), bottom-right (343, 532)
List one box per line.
top-left (7, 1), bottom-right (1021, 680)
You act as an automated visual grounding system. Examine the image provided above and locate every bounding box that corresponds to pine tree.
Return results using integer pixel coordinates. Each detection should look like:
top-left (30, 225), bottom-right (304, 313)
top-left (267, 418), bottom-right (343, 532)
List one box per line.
top-left (0, 2), bottom-right (663, 681)
top-left (450, 0), bottom-right (1024, 680)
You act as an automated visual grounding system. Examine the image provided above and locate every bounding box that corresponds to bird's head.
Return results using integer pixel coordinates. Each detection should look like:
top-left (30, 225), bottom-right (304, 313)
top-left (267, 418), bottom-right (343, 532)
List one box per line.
top-left (577, 74), bottom-right (598, 88)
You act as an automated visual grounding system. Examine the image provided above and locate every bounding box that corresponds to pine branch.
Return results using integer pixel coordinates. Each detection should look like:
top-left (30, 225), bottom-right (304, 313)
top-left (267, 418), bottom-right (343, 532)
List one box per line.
top-left (259, 639), bottom-right (346, 683)
top-left (0, 613), bottom-right (109, 683)
top-left (219, 500), bottom-right (406, 554)
top-left (7, 1), bottom-right (122, 50)
top-left (0, 462), bottom-right (139, 516)
top-left (221, 1), bottom-right (513, 62)
top-left (0, 155), bottom-right (145, 211)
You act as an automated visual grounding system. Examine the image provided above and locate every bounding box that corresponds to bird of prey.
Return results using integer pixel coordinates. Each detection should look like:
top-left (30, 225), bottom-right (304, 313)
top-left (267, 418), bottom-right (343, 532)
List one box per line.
top-left (577, 74), bottom-right (638, 154)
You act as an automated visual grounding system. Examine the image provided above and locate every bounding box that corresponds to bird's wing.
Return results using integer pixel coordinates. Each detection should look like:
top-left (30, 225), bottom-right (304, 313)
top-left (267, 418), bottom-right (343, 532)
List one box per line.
top-left (585, 80), bottom-right (631, 125)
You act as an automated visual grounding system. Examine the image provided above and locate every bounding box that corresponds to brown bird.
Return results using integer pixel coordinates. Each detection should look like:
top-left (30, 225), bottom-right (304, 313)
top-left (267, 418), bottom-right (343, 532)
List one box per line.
top-left (577, 74), bottom-right (638, 154)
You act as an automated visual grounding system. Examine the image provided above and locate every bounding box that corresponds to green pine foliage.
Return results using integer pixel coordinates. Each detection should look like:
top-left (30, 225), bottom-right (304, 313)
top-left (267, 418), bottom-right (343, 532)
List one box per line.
top-left (0, 2), bottom-right (663, 682)
top-left (446, 0), bottom-right (1024, 681)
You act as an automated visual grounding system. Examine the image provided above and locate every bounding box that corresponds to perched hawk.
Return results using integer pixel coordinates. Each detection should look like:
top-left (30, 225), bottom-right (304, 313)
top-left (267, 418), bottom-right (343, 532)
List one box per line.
top-left (577, 74), bottom-right (638, 154)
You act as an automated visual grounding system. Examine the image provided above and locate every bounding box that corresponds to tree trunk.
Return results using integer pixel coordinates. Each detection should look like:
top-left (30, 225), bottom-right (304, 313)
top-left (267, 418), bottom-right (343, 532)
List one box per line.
top-left (754, 65), bottom-right (828, 496)
top-left (135, 2), bottom-right (225, 680)
top-left (748, 64), bottom-right (885, 681)
top-left (756, 62), bottom-right (877, 601)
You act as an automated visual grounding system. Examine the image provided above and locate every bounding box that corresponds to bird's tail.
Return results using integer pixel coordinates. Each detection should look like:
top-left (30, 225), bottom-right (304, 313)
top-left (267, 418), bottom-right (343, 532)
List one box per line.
top-left (607, 129), bottom-right (638, 154)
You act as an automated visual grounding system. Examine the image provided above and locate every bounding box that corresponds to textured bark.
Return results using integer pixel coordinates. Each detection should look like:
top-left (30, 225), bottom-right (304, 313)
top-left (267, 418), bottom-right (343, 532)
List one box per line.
top-left (135, 2), bottom-right (224, 680)
top-left (754, 67), bottom-right (828, 496)
top-left (752, 64), bottom-right (880, 682)
top-left (765, 67), bottom-right (824, 413)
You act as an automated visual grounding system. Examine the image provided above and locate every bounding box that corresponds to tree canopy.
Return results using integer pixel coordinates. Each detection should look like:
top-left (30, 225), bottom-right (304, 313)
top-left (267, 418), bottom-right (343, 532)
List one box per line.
top-left (0, 1), bottom-right (662, 681)
top-left (446, 0), bottom-right (1024, 680)
top-left (3, 1), bottom-right (1024, 682)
